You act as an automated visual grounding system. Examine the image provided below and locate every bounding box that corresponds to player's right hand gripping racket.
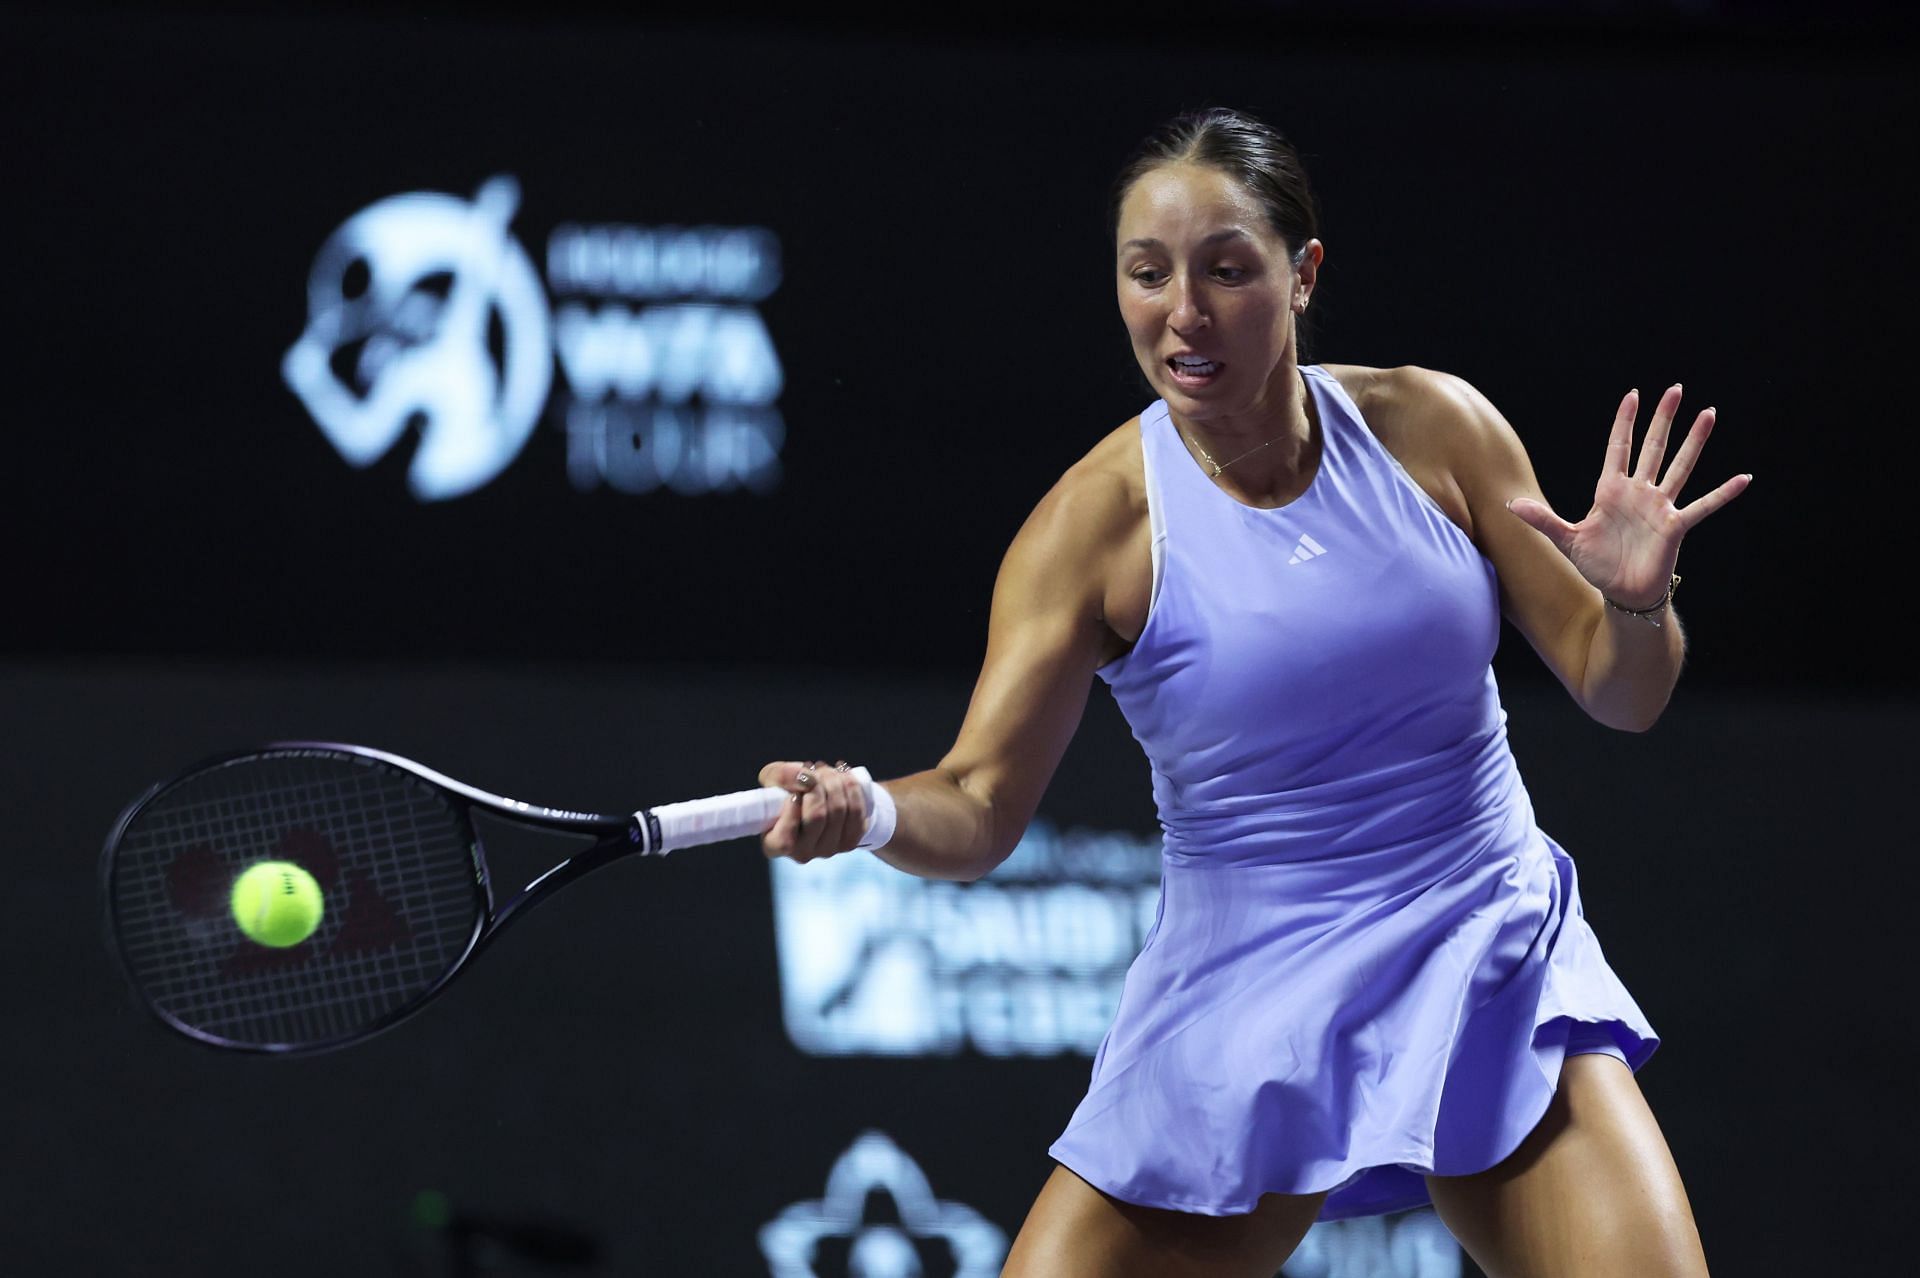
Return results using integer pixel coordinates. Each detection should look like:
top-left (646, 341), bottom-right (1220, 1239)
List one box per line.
top-left (102, 742), bottom-right (869, 1055)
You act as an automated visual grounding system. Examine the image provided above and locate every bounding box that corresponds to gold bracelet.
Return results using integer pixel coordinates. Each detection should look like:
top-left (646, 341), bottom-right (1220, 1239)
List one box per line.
top-left (1603, 574), bottom-right (1681, 628)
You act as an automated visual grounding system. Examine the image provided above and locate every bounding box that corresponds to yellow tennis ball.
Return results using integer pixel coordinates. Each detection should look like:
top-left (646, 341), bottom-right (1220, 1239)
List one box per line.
top-left (230, 861), bottom-right (325, 948)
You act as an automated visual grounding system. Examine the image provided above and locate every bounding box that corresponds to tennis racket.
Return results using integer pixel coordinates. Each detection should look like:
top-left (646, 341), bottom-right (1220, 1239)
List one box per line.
top-left (102, 742), bottom-right (869, 1055)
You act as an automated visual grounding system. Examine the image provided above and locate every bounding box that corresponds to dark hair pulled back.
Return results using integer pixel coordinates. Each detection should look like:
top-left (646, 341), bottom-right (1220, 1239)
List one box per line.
top-left (1110, 107), bottom-right (1320, 265)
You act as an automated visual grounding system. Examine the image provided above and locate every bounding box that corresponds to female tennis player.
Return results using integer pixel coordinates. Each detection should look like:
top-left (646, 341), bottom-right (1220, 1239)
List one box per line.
top-left (760, 108), bottom-right (1742, 1277)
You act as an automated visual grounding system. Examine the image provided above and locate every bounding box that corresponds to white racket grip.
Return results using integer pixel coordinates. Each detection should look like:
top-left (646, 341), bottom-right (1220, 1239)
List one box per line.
top-left (645, 766), bottom-right (885, 854)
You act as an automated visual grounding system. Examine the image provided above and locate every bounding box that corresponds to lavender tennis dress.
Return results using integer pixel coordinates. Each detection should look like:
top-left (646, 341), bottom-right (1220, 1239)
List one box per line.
top-left (1047, 365), bottom-right (1658, 1222)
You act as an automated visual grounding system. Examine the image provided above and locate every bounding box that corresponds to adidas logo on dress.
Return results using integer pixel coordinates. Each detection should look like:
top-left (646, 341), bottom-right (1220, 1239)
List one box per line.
top-left (1287, 533), bottom-right (1328, 565)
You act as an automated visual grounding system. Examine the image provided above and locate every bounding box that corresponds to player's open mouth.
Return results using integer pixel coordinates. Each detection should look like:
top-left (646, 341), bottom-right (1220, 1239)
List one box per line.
top-left (1168, 356), bottom-right (1222, 385)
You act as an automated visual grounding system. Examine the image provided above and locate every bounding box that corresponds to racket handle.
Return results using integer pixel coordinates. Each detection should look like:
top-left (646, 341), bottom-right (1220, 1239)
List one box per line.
top-left (643, 767), bottom-right (875, 854)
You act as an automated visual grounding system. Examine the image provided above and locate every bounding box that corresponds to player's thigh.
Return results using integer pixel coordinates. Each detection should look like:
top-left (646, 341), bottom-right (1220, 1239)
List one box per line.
top-left (1424, 1053), bottom-right (1710, 1278)
top-left (1001, 1164), bottom-right (1327, 1278)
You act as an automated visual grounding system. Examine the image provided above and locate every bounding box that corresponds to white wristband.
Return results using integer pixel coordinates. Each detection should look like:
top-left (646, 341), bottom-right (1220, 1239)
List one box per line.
top-left (858, 779), bottom-right (897, 851)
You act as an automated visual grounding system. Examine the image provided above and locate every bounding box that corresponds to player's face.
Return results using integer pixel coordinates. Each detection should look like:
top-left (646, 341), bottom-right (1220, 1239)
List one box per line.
top-left (1115, 164), bottom-right (1311, 424)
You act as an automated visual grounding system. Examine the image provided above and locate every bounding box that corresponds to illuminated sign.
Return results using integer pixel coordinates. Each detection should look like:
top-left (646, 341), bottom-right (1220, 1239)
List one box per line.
top-left (282, 177), bottom-right (553, 501)
top-left (549, 222), bottom-right (784, 497)
top-left (285, 179), bottom-right (783, 500)
top-left (755, 1131), bottom-right (1455, 1278)
top-left (760, 1131), bottom-right (1005, 1278)
top-left (769, 820), bottom-right (1162, 1057)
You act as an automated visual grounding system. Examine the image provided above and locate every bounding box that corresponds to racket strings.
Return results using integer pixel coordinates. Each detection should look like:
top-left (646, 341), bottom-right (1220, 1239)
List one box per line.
top-left (109, 752), bottom-right (485, 1050)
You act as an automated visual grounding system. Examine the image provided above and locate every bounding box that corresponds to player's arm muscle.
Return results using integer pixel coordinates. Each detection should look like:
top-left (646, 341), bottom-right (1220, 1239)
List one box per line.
top-left (1411, 370), bottom-right (1617, 708)
top-left (871, 476), bottom-right (1120, 882)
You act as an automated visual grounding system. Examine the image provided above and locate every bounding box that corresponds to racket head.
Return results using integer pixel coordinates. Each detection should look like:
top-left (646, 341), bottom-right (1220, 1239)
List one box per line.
top-left (103, 744), bottom-right (493, 1054)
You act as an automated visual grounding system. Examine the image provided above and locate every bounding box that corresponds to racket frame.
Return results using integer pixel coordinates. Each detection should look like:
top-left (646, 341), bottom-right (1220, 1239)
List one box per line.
top-left (101, 741), bottom-right (655, 1055)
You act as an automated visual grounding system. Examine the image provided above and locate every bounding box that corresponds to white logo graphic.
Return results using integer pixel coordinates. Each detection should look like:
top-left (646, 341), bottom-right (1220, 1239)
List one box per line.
top-left (770, 820), bottom-right (1162, 1057)
top-left (759, 1131), bottom-right (1006, 1278)
top-left (1287, 532), bottom-right (1329, 565)
top-left (286, 184), bottom-right (785, 500)
top-left (283, 177), bottom-right (553, 501)
top-left (1282, 1210), bottom-right (1461, 1278)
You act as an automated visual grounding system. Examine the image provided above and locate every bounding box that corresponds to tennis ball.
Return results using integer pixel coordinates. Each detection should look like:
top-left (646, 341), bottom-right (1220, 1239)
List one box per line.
top-left (230, 861), bottom-right (324, 948)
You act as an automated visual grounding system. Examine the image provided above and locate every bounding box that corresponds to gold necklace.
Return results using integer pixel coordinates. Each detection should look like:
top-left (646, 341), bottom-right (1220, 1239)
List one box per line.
top-left (1187, 428), bottom-right (1293, 478)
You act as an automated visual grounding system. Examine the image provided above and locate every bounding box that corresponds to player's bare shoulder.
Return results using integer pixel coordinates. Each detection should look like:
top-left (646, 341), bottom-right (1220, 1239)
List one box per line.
top-left (1320, 363), bottom-right (1466, 448)
top-left (1019, 417), bottom-right (1147, 551)
top-left (1321, 363), bottom-right (1478, 535)
top-left (1076, 414), bottom-right (1150, 513)
top-left (1007, 417), bottom-right (1152, 651)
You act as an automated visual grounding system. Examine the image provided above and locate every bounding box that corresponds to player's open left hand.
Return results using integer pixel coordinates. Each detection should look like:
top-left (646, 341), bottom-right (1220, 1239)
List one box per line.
top-left (1506, 384), bottom-right (1751, 610)
top-left (758, 760), bottom-right (870, 864)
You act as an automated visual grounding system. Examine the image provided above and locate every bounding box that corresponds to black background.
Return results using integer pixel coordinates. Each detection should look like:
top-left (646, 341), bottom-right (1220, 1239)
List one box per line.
top-left (4, 2), bottom-right (1915, 1274)
top-left (6, 3), bottom-right (1916, 686)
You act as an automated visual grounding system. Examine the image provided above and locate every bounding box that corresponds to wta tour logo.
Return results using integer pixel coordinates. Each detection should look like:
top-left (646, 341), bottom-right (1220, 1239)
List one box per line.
top-left (283, 176), bottom-right (784, 501)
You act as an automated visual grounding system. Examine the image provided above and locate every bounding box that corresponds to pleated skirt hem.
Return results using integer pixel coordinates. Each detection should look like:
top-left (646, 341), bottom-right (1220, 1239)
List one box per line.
top-left (1048, 1012), bottom-right (1658, 1221)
